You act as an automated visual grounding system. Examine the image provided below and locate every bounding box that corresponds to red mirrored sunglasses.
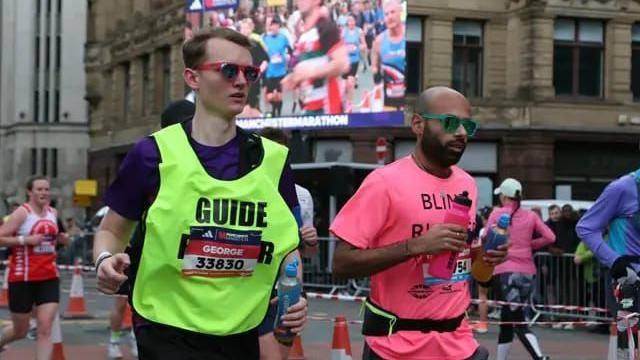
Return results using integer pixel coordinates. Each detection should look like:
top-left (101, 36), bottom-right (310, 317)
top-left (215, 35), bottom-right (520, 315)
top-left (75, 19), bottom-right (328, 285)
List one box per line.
top-left (196, 62), bottom-right (261, 83)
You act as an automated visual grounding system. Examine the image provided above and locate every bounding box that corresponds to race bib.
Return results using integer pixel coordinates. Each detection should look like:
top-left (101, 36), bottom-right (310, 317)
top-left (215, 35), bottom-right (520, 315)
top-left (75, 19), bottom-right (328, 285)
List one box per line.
top-left (33, 235), bottom-right (56, 254)
top-left (347, 44), bottom-right (358, 53)
top-left (271, 54), bottom-right (283, 64)
top-left (423, 248), bottom-right (471, 286)
top-left (182, 227), bottom-right (262, 278)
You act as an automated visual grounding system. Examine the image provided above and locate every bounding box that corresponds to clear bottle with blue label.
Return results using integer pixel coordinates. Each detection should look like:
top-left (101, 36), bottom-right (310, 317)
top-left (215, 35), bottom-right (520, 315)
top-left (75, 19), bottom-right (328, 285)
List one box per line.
top-left (471, 213), bottom-right (510, 282)
top-left (273, 260), bottom-right (301, 346)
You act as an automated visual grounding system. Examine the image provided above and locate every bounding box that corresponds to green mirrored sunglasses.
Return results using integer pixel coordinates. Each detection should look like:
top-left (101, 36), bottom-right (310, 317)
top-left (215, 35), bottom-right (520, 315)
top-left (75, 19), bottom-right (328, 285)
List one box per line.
top-left (418, 112), bottom-right (479, 137)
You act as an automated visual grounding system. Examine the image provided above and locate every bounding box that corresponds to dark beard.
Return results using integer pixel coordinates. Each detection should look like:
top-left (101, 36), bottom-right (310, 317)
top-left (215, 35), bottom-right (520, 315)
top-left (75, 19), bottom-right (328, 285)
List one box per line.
top-left (420, 128), bottom-right (465, 168)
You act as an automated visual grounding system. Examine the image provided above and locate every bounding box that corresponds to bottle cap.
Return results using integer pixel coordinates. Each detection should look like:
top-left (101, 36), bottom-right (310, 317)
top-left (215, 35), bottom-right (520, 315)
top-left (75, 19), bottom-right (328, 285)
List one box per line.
top-left (498, 213), bottom-right (511, 228)
top-left (285, 262), bottom-right (298, 277)
top-left (454, 191), bottom-right (472, 207)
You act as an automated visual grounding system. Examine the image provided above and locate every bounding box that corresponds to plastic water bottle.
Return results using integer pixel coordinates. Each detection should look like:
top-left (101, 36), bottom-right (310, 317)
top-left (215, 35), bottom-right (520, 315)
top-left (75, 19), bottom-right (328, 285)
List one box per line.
top-left (273, 261), bottom-right (301, 346)
top-left (428, 191), bottom-right (472, 280)
top-left (472, 213), bottom-right (511, 282)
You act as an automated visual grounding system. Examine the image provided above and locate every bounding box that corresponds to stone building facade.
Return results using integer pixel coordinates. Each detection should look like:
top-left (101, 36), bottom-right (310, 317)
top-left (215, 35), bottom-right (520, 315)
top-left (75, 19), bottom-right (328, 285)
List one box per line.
top-left (0, 0), bottom-right (88, 217)
top-left (87, 0), bottom-right (640, 211)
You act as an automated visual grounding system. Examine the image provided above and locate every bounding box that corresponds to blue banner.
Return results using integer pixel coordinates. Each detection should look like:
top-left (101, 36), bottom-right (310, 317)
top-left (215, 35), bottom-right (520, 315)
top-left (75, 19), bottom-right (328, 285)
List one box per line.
top-left (236, 111), bottom-right (406, 130)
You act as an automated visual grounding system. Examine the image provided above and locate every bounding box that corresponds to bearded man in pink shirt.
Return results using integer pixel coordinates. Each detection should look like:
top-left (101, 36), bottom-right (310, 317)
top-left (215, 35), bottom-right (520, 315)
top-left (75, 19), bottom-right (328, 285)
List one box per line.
top-left (331, 87), bottom-right (509, 360)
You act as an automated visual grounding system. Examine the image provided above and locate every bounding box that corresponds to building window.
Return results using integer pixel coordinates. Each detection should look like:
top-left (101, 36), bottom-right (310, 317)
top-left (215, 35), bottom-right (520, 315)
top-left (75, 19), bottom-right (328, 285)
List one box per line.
top-left (45, 36), bottom-right (50, 70)
top-left (35, 36), bottom-right (40, 69)
top-left (41, 148), bottom-right (48, 176)
top-left (34, 91), bottom-right (39, 123)
top-left (54, 90), bottom-right (60, 123)
top-left (55, 35), bottom-right (61, 70)
top-left (142, 55), bottom-right (150, 115)
top-left (406, 16), bottom-right (423, 94)
top-left (162, 47), bottom-right (171, 106)
top-left (51, 148), bottom-right (58, 178)
top-left (44, 90), bottom-right (50, 123)
top-left (632, 24), bottom-right (640, 100)
top-left (31, 148), bottom-right (38, 175)
top-left (452, 20), bottom-right (483, 97)
top-left (553, 18), bottom-right (604, 97)
top-left (123, 62), bottom-right (131, 119)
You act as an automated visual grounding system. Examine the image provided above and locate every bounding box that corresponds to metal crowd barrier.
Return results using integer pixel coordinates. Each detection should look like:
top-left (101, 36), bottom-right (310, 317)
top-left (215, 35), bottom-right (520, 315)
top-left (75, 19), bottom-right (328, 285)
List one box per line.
top-left (300, 246), bottom-right (614, 325)
top-left (301, 237), bottom-right (351, 294)
top-left (530, 251), bottom-right (612, 323)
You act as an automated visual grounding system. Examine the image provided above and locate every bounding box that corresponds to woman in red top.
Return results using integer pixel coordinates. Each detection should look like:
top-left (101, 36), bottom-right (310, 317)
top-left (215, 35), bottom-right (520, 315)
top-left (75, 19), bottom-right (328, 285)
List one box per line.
top-left (0, 177), bottom-right (69, 359)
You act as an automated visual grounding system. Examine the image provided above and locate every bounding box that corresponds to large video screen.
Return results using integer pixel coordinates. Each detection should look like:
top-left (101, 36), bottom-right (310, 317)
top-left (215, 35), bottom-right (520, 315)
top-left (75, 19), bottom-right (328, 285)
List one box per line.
top-left (185, 0), bottom-right (406, 130)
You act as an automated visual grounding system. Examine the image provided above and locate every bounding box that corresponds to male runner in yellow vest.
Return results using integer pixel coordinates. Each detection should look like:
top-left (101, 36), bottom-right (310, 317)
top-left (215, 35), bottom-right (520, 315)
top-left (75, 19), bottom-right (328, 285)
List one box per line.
top-left (93, 28), bottom-right (307, 360)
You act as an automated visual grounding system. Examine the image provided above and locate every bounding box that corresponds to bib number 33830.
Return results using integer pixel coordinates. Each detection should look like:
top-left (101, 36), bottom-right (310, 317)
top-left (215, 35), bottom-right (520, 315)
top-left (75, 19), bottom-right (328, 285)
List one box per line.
top-left (182, 226), bottom-right (262, 278)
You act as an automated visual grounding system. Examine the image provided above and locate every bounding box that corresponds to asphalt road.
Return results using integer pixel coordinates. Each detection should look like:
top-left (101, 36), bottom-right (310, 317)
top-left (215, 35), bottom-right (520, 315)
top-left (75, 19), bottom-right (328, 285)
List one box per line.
top-left (0, 271), bottom-right (611, 359)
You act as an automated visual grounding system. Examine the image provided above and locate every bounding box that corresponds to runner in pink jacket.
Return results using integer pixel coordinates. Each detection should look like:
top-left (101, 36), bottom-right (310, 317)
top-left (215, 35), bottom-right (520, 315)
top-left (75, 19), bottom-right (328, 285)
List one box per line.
top-left (485, 178), bottom-right (555, 360)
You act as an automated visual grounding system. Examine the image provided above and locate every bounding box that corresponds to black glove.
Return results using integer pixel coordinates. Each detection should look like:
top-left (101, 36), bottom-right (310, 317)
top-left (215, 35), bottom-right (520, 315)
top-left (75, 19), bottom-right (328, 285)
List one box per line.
top-left (612, 255), bottom-right (636, 281)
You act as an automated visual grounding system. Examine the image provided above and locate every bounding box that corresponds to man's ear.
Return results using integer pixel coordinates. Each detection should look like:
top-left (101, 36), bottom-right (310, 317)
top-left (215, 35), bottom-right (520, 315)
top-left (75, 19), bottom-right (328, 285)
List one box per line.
top-left (410, 113), bottom-right (424, 136)
top-left (183, 68), bottom-right (199, 91)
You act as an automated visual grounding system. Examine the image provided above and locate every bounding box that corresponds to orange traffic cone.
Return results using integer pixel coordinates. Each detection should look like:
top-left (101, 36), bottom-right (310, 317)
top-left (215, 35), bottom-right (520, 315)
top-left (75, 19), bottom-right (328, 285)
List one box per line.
top-left (0, 261), bottom-right (10, 308)
top-left (50, 312), bottom-right (65, 360)
top-left (331, 316), bottom-right (352, 360)
top-left (121, 301), bottom-right (133, 329)
top-left (608, 322), bottom-right (618, 360)
top-left (63, 258), bottom-right (91, 318)
top-left (288, 334), bottom-right (305, 360)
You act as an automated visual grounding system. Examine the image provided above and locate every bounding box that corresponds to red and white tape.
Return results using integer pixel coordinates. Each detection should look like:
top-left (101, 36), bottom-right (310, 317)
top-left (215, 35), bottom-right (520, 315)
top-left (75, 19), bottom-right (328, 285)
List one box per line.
top-left (304, 292), bottom-right (610, 314)
top-left (1, 260), bottom-right (94, 272)
top-left (308, 315), bottom-right (617, 327)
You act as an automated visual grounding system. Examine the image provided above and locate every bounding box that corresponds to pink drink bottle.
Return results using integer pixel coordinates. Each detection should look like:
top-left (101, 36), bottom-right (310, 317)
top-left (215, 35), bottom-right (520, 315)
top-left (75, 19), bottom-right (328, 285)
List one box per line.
top-left (427, 191), bottom-right (472, 280)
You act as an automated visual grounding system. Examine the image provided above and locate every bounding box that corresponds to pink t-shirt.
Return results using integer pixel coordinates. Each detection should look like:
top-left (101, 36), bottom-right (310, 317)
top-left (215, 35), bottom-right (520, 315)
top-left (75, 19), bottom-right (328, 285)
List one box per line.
top-left (485, 204), bottom-right (556, 275)
top-left (330, 156), bottom-right (479, 360)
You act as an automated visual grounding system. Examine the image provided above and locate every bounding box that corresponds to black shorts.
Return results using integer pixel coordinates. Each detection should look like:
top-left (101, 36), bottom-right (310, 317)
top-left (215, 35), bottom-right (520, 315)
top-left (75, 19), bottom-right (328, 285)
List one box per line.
top-left (365, 34), bottom-right (374, 49)
top-left (265, 76), bottom-right (284, 93)
top-left (342, 62), bottom-right (359, 79)
top-left (9, 278), bottom-right (60, 313)
top-left (134, 320), bottom-right (260, 360)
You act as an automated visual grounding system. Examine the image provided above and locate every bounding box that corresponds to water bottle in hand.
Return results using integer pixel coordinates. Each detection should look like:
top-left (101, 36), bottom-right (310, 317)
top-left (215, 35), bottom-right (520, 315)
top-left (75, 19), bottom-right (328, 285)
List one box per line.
top-left (274, 261), bottom-right (301, 346)
top-left (472, 213), bottom-right (510, 282)
top-left (427, 191), bottom-right (472, 280)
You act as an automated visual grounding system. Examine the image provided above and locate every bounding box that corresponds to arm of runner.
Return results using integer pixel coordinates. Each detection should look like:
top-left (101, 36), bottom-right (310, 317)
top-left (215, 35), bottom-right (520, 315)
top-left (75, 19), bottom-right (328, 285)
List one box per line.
top-left (531, 215), bottom-right (556, 250)
top-left (0, 207), bottom-right (36, 246)
top-left (576, 179), bottom-right (628, 269)
top-left (93, 137), bottom-right (158, 293)
top-left (94, 210), bottom-right (137, 294)
top-left (93, 210), bottom-right (137, 260)
top-left (371, 34), bottom-right (382, 78)
top-left (333, 224), bottom-right (467, 278)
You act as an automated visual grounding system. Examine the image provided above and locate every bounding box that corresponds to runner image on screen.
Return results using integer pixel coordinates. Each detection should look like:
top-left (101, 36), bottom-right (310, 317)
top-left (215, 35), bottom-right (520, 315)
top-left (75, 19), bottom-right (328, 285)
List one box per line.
top-left (281, 0), bottom-right (350, 115)
top-left (371, 0), bottom-right (405, 111)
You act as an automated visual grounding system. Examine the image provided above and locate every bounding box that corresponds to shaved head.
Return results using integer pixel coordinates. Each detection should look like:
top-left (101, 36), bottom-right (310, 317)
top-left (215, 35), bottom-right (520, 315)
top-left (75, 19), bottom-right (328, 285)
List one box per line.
top-left (414, 86), bottom-right (470, 114)
top-left (411, 86), bottom-right (473, 173)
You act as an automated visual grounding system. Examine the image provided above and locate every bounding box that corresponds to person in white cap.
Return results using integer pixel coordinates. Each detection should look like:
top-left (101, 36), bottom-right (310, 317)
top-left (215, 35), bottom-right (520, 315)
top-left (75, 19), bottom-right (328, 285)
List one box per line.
top-left (486, 178), bottom-right (556, 360)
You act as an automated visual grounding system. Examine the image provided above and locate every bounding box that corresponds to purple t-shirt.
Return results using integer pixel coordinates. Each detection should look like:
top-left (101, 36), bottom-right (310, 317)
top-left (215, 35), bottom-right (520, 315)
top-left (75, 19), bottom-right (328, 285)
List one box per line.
top-left (577, 172), bottom-right (640, 270)
top-left (104, 122), bottom-right (299, 220)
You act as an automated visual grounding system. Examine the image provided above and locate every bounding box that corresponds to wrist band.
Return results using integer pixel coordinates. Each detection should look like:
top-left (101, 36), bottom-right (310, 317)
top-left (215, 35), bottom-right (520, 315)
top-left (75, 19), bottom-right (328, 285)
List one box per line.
top-left (17, 236), bottom-right (25, 246)
top-left (95, 251), bottom-right (113, 272)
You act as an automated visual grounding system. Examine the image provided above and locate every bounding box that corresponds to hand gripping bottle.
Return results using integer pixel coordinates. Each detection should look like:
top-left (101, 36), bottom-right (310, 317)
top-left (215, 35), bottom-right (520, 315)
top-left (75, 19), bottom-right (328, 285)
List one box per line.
top-left (427, 191), bottom-right (472, 280)
top-left (273, 261), bottom-right (301, 346)
top-left (472, 213), bottom-right (510, 283)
